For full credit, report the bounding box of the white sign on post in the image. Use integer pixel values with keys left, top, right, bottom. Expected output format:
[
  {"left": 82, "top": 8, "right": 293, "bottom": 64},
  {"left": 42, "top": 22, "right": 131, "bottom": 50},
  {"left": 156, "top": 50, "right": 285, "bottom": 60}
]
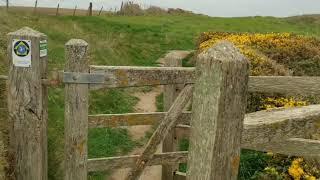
[
  {"left": 40, "top": 40, "right": 47, "bottom": 57},
  {"left": 12, "top": 39, "right": 32, "bottom": 67}
]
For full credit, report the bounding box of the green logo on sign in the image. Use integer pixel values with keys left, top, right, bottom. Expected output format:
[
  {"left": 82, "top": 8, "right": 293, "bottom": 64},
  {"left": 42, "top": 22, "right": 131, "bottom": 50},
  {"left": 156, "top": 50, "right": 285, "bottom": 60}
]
[{"left": 14, "top": 41, "right": 30, "bottom": 57}]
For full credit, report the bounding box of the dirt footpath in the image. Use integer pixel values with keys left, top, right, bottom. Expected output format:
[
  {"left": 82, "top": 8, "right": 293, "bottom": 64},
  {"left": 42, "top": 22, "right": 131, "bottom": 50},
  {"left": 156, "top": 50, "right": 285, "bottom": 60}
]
[{"left": 108, "top": 87, "right": 163, "bottom": 180}]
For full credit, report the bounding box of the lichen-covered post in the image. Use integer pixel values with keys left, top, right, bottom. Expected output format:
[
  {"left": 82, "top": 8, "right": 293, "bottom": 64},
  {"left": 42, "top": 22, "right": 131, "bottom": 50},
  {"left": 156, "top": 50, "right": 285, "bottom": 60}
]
[
  {"left": 162, "top": 52, "right": 182, "bottom": 180},
  {"left": 187, "top": 41, "right": 249, "bottom": 180},
  {"left": 64, "top": 39, "right": 89, "bottom": 180},
  {"left": 7, "top": 27, "right": 48, "bottom": 180}
]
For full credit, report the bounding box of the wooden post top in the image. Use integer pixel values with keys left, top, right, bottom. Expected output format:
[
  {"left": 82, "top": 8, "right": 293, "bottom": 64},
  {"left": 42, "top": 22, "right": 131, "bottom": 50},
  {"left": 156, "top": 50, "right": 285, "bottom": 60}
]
[
  {"left": 8, "top": 27, "right": 46, "bottom": 38},
  {"left": 65, "top": 39, "right": 88, "bottom": 47},
  {"left": 198, "top": 41, "right": 248, "bottom": 64}
]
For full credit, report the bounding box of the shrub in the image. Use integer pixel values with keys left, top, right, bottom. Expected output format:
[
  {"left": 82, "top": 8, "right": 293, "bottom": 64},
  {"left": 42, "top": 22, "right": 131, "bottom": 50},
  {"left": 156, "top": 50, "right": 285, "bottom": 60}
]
[
  {"left": 118, "top": 1, "right": 144, "bottom": 16},
  {"left": 197, "top": 32, "right": 320, "bottom": 179}
]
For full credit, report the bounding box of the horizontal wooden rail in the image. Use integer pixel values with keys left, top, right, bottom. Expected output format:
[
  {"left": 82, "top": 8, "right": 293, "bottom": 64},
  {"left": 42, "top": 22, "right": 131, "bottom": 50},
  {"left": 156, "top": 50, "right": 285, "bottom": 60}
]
[
  {"left": 90, "top": 66, "right": 320, "bottom": 94},
  {"left": 89, "top": 66, "right": 195, "bottom": 89},
  {"left": 89, "top": 105, "right": 320, "bottom": 158},
  {"left": 87, "top": 138, "right": 320, "bottom": 172},
  {"left": 88, "top": 151, "right": 188, "bottom": 172},
  {"left": 88, "top": 112, "right": 190, "bottom": 128},
  {"left": 249, "top": 76, "right": 320, "bottom": 95},
  {"left": 2, "top": 68, "right": 320, "bottom": 94},
  {"left": 248, "top": 138, "right": 320, "bottom": 157}
]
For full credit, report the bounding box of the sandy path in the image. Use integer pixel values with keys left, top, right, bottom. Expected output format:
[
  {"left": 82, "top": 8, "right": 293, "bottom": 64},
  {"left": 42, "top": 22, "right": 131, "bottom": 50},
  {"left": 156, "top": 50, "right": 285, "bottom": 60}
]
[{"left": 108, "top": 87, "right": 163, "bottom": 180}]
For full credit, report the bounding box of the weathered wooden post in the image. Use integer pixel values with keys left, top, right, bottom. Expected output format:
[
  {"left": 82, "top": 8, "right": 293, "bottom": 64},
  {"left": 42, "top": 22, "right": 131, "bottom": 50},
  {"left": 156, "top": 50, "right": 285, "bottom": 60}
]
[
  {"left": 98, "top": 6, "right": 103, "bottom": 16},
  {"left": 187, "top": 41, "right": 249, "bottom": 180},
  {"left": 33, "top": 0, "right": 38, "bottom": 14},
  {"left": 73, "top": 5, "right": 77, "bottom": 16},
  {"left": 0, "top": 75, "right": 8, "bottom": 180},
  {"left": 64, "top": 39, "right": 89, "bottom": 180},
  {"left": 88, "top": 2, "right": 93, "bottom": 16},
  {"left": 162, "top": 52, "right": 182, "bottom": 180},
  {"left": 7, "top": 27, "right": 48, "bottom": 180},
  {"left": 56, "top": 3, "right": 60, "bottom": 16}
]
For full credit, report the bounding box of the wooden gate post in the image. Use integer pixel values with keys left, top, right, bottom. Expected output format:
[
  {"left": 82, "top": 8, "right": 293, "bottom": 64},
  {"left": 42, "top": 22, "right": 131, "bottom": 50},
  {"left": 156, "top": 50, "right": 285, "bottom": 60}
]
[
  {"left": 64, "top": 39, "right": 89, "bottom": 180},
  {"left": 187, "top": 41, "right": 249, "bottom": 180},
  {"left": 7, "top": 27, "right": 48, "bottom": 180},
  {"left": 162, "top": 52, "right": 182, "bottom": 180}
]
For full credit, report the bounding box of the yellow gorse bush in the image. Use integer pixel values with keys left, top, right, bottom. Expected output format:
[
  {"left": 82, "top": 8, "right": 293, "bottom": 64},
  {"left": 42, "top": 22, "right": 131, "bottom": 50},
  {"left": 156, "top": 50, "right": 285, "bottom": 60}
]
[
  {"left": 198, "top": 32, "right": 310, "bottom": 110},
  {"left": 289, "top": 158, "right": 305, "bottom": 180},
  {"left": 199, "top": 32, "right": 291, "bottom": 51},
  {"left": 198, "top": 32, "right": 319, "bottom": 179},
  {"left": 198, "top": 32, "right": 320, "bottom": 76},
  {"left": 288, "top": 158, "right": 317, "bottom": 180},
  {"left": 261, "top": 97, "right": 307, "bottom": 110}
]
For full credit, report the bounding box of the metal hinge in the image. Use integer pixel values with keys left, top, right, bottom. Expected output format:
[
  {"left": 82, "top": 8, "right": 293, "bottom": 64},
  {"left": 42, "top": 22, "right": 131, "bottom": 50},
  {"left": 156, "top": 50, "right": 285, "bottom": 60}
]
[{"left": 63, "top": 72, "right": 105, "bottom": 84}]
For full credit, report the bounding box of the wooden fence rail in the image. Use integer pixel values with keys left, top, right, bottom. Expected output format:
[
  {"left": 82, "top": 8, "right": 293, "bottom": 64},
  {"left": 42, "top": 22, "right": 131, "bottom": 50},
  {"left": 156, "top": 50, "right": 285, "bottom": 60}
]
[
  {"left": 88, "top": 105, "right": 320, "bottom": 157},
  {"left": 2, "top": 69, "right": 320, "bottom": 95},
  {"left": 4, "top": 28, "right": 320, "bottom": 180}
]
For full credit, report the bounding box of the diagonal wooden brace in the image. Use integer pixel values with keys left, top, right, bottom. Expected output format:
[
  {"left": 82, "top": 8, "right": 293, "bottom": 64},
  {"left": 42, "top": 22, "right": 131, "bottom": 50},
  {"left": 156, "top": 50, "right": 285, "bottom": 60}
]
[{"left": 125, "top": 84, "right": 193, "bottom": 180}]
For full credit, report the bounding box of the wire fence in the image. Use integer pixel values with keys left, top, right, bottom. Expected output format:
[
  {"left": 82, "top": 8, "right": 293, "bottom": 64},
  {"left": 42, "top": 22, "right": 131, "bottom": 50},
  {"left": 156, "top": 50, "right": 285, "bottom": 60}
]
[{"left": 0, "top": 0, "right": 185, "bottom": 16}]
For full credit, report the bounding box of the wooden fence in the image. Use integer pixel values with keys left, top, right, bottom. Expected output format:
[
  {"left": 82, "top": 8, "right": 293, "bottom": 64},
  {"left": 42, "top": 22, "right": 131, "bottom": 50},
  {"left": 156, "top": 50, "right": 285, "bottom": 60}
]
[{"left": 3, "top": 27, "right": 320, "bottom": 180}]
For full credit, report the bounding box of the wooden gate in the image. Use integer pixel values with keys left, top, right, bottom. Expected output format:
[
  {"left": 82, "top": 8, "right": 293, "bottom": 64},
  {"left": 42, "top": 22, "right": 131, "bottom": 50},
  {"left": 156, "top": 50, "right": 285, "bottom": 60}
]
[{"left": 4, "top": 27, "right": 320, "bottom": 180}]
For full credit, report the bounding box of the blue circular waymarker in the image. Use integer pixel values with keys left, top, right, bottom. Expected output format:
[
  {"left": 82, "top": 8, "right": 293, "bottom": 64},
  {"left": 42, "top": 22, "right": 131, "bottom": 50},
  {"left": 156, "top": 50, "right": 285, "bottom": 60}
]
[{"left": 14, "top": 41, "right": 30, "bottom": 57}]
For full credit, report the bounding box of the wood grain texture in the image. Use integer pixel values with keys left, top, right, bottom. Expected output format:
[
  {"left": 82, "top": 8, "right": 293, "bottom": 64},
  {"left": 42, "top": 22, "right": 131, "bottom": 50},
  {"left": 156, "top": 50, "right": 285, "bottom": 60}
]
[
  {"left": 249, "top": 76, "right": 320, "bottom": 95},
  {"left": 64, "top": 39, "right": 89, "bottom": 180},
  {"left": 175, "top": 105, "right": 320, "bottom": 158},
  {"left": 187, "top": 41, "right": 249, "bottom": 180},
  {"left": 162, "top": 52, "right": 182, "bottom": 180},
  {"left": 88, "top": 104, "right": 320, "bottom": 151},
  {"left": 86, "top": 138, "right": 320, "bottom": 172},
  {"left": 88, "top": 112, "right": 169, "bottom": 128},
  {"left": 8, "top": 66, "right": 319, "bottom": 95},
  {"left": 243, "top": 105, "right": 320, "bottom": 147},
  {"left": 89, "top": 66, "right": 195, "bottom": 89},
  {"left": 0, "top": 79, "right": 8, "bottom": 180},
  {"left": 88, "top": 151, "right": 188, "bottom": 172},
  {"left": 251, "top": 138, "right": 320, "bottom": 157},
  {"left": 7, "top": 27, "right": 48, "bottom": 180},
  {"left": 125, "top": 85, "right": 193, "bottom": 180},
  {"left": 89, "top": 66, "right": 320, "bottom": 95}
]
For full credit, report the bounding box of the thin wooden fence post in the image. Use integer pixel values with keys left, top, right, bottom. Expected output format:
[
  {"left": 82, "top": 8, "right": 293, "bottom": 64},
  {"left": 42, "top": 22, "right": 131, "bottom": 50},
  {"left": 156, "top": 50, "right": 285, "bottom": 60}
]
[
  {"left": 98, "top": 6, "right": 103, "bottom": 16},
  {"left": 64, "top": 39, "right": 89, "bottom": 180},
  {"left": 162, "top": 52, "right": 182, "bottom": 180},
  {"left": 7, "top": 27, "right": 48, "bottom": 180},
  {"left": 56, "top": 3, "right": 60, "bottom": 16},
  {"left": 6, "top": 0, "right": 9, "bottom": 11},
  {"left": 187, "top": 41, "right": 249, "bottom": 180},
  {"left": 73, "top": 5, "right": 77, "bottom": 16},
  {"left": 33, "top": 0, "right": 38, "bottom": 14},
  {"left": 88, "top": 2, "right": 93, "bottom": 16}
]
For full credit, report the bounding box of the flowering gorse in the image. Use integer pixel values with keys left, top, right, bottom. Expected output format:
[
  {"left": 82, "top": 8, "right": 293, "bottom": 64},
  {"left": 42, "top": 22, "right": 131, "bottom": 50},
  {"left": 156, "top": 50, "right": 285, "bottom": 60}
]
[{"left": 197, "top": 32, "right": 319, "bottom": 179}]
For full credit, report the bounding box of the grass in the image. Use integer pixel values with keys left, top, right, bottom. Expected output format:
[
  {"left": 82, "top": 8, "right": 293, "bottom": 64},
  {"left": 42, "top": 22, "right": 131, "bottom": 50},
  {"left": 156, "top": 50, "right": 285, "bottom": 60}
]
[{"left": 1, "top": 9, "right": 320, "bottom": 179}]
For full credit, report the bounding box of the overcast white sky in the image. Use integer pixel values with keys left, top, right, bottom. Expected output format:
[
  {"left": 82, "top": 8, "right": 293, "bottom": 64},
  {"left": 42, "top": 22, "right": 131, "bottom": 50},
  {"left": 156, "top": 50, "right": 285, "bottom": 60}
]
[{"left": 5, "top": 0, "right": 320, "bottom": 17}]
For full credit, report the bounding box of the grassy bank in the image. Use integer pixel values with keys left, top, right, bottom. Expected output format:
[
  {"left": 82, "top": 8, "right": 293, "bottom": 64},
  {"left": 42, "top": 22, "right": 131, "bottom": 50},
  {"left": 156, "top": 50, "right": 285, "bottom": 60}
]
[{"left": 1, "top": 9, "right": 320, "bottom": 179}]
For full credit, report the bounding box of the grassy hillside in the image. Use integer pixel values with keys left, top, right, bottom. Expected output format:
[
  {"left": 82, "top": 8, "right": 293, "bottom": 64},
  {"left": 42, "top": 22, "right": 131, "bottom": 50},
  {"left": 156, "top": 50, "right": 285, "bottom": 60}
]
[{"left": 1, "top": 9, "right": 320, "bottom": 180}]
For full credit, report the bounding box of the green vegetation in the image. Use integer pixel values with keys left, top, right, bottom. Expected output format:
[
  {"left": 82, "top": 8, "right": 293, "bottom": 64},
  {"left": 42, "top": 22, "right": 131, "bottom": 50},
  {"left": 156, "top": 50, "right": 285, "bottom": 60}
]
[{"left": 1, "top": 9, "right": 320, "bottom": 179}]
